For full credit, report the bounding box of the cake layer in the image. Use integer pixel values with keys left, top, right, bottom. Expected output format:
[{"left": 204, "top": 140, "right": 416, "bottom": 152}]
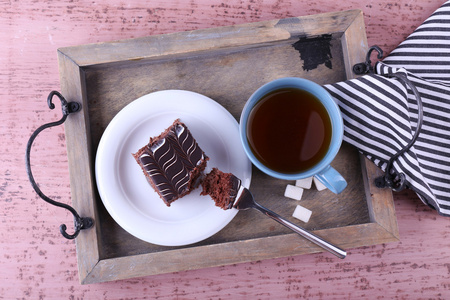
[
  {"left": 133, "top": 119, "right": 208, "bottom": 206},
  {"left": 201, "top": 168, "right": 239, "bottom": 210}
]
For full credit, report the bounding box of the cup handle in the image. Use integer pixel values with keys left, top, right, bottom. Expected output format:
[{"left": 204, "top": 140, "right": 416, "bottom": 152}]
[{"left": 315, "top": 165, "right": 347, "bottom": 194}]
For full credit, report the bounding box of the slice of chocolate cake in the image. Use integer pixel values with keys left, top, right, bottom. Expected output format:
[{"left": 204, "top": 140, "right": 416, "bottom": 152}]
[
  {"left": 201, "top": 168, "right": 240, "bottom": 210},
  {"left": 133, "top": 119, "right": 209, "bottom": 206}
]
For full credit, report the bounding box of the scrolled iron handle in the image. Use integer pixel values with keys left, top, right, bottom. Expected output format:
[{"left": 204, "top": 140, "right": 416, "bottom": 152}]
[
  {"left": 25, "top": 91, "right": 94, "bottom": 239},
  {"left": 353, "top": 46, "right": 423, "bottom": 192}
]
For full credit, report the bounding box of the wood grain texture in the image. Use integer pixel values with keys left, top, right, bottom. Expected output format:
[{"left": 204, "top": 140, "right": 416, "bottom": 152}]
[
  {"left": 58, "top": 10, "right": 400, "bottom": 284},
  {"left": 2, "top": 0, "right": 449, "bottom": 298}
]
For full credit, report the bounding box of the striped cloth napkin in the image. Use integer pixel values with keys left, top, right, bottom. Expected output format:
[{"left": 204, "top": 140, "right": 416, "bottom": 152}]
[{"left": 324, "top": 1, "right": 450, "bottom": 216}]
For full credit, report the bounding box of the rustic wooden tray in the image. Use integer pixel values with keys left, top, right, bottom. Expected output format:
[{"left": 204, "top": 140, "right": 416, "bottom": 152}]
[{"left": 58, "top": 9, "right": 399, "bottom": 284}]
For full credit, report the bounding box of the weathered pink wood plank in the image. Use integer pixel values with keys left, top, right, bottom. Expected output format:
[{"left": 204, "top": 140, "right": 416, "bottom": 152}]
[{"left": 1, "top": 0, "right": 448, "bottom": 298}]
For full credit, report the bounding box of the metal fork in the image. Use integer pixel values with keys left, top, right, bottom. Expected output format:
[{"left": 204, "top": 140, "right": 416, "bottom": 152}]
[{"left": 232, "top": 176, "right": 347, "bottom": 259}]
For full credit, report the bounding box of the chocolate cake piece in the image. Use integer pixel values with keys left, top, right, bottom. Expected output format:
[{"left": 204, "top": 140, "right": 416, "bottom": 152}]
[
  {"left": 201, "top": 168, "right": 240, "bottom": 210},
  {"left": 133, "top": 119, "right": 208, "bottom": 206}
]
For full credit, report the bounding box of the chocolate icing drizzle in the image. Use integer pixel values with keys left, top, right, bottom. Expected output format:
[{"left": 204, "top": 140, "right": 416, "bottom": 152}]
[{"left": 136, "top": 120, "right": 206, "bottom": 205}]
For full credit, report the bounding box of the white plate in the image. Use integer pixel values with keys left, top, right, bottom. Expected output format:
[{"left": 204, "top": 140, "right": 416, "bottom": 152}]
[{"left": 95, "top": 90, "right": 252, "bottom": 246}]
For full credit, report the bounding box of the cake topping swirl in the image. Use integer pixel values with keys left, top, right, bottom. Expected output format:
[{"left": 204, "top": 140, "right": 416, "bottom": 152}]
[{"left": 133, "top": 119, "right": 208, "bottom": 206}]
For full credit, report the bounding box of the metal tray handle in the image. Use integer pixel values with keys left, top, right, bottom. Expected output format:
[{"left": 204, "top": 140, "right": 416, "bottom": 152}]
[
  {"left": 353, "top": 46, "right": 424, "bottom": 192},
  {"left": 25, "top": 91, "right": 94, "bottom": 239}
]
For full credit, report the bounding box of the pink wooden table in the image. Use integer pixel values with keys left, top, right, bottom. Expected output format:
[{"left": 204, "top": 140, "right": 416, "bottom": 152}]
[{"left": 2, "top": 0, "right": 449, "bottom": 298}]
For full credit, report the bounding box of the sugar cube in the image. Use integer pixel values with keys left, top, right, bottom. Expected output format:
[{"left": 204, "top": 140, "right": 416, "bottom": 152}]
[
  {"left": 284, "top": 184, "right": 304, "bottom": 201},
  {"left": 295, "top": 177, "right": 313, "bottom": 189},
  {"left": 313, "top": 177, "right": 327, "bottom": 191},
  {"left": 292, "top": 205, "right": 312, "bottom": 223}
]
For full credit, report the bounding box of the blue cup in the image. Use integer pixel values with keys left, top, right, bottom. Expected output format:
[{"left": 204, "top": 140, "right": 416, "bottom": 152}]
[{"left": 239, "top": 77, "right": 347, "bottom": 194}]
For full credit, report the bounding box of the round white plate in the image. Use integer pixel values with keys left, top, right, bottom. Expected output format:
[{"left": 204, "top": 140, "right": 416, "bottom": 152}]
[{"left": 95, "top": 90, "right": 251, "bottom": 246}]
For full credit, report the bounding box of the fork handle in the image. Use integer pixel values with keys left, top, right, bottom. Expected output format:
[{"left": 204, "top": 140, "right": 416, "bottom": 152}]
[{"left": 252, "top": 202, "right": 347, "bottom": 259}]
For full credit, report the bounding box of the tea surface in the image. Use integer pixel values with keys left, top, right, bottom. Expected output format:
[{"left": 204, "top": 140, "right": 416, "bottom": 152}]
[{"left": 247, "top": 88, "right": 332, "bottom": 173}]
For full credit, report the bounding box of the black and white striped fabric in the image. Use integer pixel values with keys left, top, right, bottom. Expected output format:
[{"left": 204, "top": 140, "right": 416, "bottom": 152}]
[{"left": 324, "top": 1, "right": 450, "bottom": 216}]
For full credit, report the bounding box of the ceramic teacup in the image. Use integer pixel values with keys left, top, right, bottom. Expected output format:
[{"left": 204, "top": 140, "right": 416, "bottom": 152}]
[{"left": 239, "top": 77, "right": 347, "bottom": 194}]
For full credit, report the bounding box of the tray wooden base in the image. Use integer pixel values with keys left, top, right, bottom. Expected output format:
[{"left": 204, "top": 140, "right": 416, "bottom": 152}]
[{"left": 58, "top": 9, "right": 398, "bottom": 284}]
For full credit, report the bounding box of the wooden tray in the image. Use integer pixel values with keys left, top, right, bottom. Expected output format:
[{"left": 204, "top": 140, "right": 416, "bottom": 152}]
[{"left": 58, "top": 9, "right": 399, "bottom": 284}]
